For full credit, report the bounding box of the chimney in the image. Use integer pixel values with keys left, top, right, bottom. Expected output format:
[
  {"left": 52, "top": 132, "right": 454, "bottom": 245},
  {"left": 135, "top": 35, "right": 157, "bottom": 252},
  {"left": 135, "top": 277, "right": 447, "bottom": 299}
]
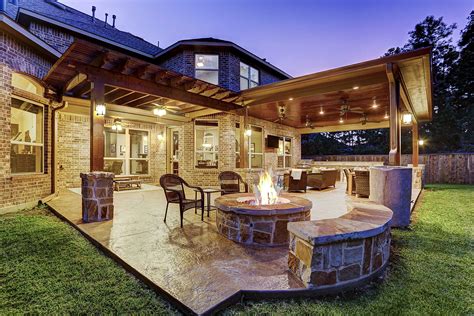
[
  {"left": 157, "top": 41, "right": 160, "bottom": 48},
  {"left": 104, "top": 13, "right": 108, "bottom": 27},
  {"left": 91, "top": 6, "right": 96, "bottom": 22},
  {"left": 112, "top": 15, "right": 116, "bottom": 28}
]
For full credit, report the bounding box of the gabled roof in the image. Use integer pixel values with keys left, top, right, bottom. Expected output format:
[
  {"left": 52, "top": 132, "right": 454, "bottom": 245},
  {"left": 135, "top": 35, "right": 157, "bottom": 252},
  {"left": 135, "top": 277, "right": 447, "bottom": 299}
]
[
  {"left": 6, "top": 0, "right": 161, "bottom": 57},
  {"left": 155, "top": 37, "right": 292, "bottom": 79}
]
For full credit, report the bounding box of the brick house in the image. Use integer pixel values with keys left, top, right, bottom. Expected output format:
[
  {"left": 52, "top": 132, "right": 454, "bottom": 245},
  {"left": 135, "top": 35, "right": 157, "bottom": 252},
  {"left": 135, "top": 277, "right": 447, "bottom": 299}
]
[{"left": 0, "top": 0, "right": 432, "bottom": 213}]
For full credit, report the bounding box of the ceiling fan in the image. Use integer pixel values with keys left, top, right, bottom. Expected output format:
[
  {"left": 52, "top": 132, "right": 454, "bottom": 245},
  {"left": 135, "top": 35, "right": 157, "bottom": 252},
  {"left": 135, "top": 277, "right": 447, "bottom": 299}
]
[
  {"left": 272, "top": 104, "right": 289, "bottom": 122},
  {"left": 304, "top": 114, "right": 315, "bottom": 129},
  {"left": 151, "top": 102, "right": 181, "bottom": 117},
  {"left": 339, "top": 99, "right": 364, "bottom": 116}
]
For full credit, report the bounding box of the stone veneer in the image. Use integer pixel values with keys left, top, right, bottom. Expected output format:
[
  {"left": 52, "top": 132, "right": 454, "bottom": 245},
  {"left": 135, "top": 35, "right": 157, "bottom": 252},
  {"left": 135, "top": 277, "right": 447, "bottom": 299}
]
[
  {"left": 287, "top": 203, "right": 392, "bottom": 289},
  {"left": 215, "top": 193, "right": 311, "bottom": 246},
  {"left": 80, "top": 172, "right": 114, "bottom": 222}
]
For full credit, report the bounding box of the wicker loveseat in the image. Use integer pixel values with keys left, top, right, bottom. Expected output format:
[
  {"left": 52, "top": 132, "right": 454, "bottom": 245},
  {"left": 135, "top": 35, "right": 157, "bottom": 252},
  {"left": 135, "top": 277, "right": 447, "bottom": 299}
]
[{"left": 307, "top": 169, "right": 338, "bottom": 190}]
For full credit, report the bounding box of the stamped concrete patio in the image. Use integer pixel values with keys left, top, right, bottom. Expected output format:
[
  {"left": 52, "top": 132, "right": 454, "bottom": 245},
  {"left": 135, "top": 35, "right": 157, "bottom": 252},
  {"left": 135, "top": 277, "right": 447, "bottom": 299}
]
[{"left": 46, "top": 182, "right": 381, "bottom": 315}]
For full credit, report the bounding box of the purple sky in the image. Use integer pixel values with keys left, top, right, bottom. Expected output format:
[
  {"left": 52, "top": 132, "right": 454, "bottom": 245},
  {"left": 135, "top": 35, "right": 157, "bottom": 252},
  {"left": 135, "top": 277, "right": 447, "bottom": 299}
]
[{"left": 62, "top": 0, "right": 472, "bottom": 77}]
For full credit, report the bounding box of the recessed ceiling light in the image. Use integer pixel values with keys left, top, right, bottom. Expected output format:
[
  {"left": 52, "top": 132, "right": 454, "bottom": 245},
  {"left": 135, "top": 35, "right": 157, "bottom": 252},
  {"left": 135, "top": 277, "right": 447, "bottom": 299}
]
[
  {"left": 353, "top": 86, "right": 359, "bottom": 90},
  {"left": 289, "top": 97, "right": 293, "bottom": 101},
  {"left": 339, "top": 117, "right": 344, "bottom": 123},
  {"left": 319, "top": 106, "right": 324, "bottom": 115}
]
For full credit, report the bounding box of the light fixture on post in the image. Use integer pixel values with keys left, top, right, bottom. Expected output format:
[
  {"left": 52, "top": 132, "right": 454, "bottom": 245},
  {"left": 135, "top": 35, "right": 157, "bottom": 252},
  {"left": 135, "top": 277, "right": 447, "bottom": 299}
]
[
  {"left": 95, "top": 103, "right": 106, "bottom": 116},
  {"left": 402, "top": 113, "right": 413, "bottom": 125},
  {"left": 111, "top": 118, "right": 123, "bottom": 131}
]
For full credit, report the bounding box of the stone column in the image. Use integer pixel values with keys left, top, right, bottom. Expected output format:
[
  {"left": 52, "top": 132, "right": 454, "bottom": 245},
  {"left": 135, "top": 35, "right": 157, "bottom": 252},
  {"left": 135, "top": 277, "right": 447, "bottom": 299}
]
[
  {"left": 80, "top": 172, "right": 114, "bottom": 222},
  {"left": 369, "top": 166, "right": 412, "bottom": 227}
]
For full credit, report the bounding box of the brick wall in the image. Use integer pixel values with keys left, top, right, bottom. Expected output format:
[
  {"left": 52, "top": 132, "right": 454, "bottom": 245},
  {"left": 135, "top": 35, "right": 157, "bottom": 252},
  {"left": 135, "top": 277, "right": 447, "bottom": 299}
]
[
  {"left": 28, "top": 21, "right": 74, "bottom": 54},
  {"left": 175, "top": 112, "right": 301, "bottom": 187},
  {"left": 0, "top": 31, "right": 54, "bottom": 211},
  {"left": 56, "top": 113, "right": 167, "bottom": 190},
  {"left": 159, "top": 48, "right": 285, "bottom": 92}
]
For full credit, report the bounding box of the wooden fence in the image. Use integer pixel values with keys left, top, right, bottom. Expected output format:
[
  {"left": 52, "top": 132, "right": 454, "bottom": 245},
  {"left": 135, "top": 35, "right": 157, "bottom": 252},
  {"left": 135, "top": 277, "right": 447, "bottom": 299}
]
[{"left": 302, "top": 153, "right": 474, "bottom": 184}]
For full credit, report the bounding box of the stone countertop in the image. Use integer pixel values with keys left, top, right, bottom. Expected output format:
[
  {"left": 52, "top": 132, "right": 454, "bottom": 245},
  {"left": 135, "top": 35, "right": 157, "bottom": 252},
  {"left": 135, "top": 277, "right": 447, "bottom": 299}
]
[
  {"left": 214, "top": 193, "right": 312, "bottom": 216},
  {"left": 287, "top": 202, "right": 392, "bottom": 246}
]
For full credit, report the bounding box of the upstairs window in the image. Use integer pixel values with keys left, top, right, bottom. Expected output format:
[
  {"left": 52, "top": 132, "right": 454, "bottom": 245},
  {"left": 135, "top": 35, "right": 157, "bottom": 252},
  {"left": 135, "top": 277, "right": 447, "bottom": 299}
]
[
  {"left": 195, "top": 54, "right": 219, "bottom": 85},
  {"left": 10, "top": 98, "right": 44, "bottom": 174},
  {"left": 240, "top": 62, "right": 259, "bottom": 90}
]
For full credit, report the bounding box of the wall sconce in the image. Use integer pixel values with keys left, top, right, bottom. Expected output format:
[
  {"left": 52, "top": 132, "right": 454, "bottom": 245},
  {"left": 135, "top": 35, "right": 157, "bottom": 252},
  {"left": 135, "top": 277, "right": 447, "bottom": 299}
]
[
  {"left": 157, "top": 132, "right": 165, "bottom": 141},
  {"left": 111, "top": 118, "right": 123, "bottom": 131},
  {"left": 418, "top": 139, "right": 425, "bottom": 146},
  {"left": 402, "top": 113, "right": 412, "bottom": 125},
  {"left": 244, "top": 126, "right": 252, "bottom": 137},
  {"left": 95, "top": 103, "right": 106, "bottom": 116}
]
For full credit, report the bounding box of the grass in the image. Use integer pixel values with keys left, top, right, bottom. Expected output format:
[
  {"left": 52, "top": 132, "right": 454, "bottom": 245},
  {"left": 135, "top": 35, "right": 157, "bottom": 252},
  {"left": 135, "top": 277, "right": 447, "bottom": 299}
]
[
  {"left": 0, "top": 184, "right": 472, "bottom": 315},
  {"left": 0, "top": 206, "right": 177, "bottom": 315}
]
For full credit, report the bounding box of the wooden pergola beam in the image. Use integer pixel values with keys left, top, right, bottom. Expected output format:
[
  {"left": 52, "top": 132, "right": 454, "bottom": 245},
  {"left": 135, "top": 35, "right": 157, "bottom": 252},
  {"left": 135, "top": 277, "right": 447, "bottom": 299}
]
[{"left": 73, "top": 62, "right": 241, "bottom": 112}]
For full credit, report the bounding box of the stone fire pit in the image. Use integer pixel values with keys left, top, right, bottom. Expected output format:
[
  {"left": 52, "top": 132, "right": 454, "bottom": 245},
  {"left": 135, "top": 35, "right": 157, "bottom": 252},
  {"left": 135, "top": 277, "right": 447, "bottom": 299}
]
[{"left": 214, "top": 193, "right": 312, "bottom": 246}]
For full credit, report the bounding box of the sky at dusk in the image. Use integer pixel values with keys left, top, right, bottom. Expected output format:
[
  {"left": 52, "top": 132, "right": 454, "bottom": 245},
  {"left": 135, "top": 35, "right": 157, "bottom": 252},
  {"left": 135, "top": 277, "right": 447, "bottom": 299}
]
[{"left": 61, "top": 0, "right": 473, "bottom": 77}]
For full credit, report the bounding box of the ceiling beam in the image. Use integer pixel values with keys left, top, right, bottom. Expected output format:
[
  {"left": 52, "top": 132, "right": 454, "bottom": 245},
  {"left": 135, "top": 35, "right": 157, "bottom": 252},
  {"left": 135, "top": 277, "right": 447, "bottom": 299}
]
[{"left": 298, "top": 121, "right": 389, "bottom": 134}]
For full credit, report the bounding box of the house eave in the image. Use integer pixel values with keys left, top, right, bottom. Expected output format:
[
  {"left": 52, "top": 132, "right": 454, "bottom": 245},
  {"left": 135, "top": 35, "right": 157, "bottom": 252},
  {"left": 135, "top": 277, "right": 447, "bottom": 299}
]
[{"left": 0, "top": 13, "right": 61, "bottom": 59}]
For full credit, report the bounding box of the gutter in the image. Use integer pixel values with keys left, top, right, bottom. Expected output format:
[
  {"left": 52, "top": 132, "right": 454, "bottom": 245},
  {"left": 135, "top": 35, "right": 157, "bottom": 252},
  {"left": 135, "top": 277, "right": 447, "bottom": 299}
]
[{"left": 51, "top": 100, "right": 68, "bottom": 194}]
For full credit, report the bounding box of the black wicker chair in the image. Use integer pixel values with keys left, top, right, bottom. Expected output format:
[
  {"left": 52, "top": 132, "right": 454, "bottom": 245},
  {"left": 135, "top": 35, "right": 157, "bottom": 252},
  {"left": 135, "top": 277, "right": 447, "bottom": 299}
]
[
  {"left": 218, "top": 171, "right": 249, "bottom": 195},
  {"left": 159, "top": 174, "right": 204, "bottom": 227}
]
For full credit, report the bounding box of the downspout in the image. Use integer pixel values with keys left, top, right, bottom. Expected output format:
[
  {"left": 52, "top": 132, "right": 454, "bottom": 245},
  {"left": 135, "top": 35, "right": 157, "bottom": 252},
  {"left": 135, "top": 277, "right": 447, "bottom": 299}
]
[{"left": 51, "top": 100, "right": 68, "bottom": 195}]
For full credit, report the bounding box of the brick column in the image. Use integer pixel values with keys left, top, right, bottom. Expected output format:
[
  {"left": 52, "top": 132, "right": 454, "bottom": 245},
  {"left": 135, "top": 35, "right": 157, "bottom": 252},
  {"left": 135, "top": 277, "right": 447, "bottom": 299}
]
[{"left": 80, "top": 172, "right": 114, "bottom": 222}]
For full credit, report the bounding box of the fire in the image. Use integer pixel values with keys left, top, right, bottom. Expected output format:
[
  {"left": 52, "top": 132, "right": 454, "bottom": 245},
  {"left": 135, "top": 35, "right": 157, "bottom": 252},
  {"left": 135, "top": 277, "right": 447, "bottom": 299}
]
[{"left": 255, "top": 170, "right": 279, "bottom": 205}]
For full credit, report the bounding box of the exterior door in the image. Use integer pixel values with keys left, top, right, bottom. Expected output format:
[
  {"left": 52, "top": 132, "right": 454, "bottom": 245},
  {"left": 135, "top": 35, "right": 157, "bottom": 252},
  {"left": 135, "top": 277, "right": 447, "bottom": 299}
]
[{"left": 167, "top": 127, "right": 180, "bottom": 175}]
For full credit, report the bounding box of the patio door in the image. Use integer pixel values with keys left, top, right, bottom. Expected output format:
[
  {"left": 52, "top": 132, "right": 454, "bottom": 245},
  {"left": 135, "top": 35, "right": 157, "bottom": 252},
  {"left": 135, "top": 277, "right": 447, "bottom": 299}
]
[{"left": 167, "top": 127, "right": 180, "bottom": 175}]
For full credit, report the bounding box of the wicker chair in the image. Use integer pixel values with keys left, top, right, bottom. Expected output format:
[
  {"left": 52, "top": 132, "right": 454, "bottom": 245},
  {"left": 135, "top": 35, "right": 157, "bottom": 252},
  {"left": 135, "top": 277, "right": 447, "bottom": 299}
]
[
  {"left": 159, "top": 174, "right": 204, "bottom": 227},
  {"left": 218, "top": 171, "right": 249, "bottom": 195},
  {"left": 307, "top": 169, "right": 338, "bottom": 190},
  {"left": 284, "top": 171, "right": 308, "bottom": 192},
  {"left": 354, "top": 170, "right": 370, "bottom": 197}
]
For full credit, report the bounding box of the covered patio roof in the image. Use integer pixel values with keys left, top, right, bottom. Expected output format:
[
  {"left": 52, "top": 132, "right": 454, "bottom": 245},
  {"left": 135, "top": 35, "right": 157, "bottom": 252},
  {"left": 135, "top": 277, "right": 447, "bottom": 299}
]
[{"left": 240, "top": 47, "right": 432, "bottom": 133}]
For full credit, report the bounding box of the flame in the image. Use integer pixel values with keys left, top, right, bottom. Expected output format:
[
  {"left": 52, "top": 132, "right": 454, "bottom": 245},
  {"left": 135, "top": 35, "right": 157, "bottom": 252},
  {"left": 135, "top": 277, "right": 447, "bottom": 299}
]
[{"left": 256, "top": 170, "right": 278, "bottom": 205}]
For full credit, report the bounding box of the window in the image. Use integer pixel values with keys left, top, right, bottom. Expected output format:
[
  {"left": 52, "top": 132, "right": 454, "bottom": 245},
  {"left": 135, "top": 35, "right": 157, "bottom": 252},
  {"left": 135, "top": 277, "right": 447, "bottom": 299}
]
[
  {"left": 195, "top": 54, "right": 219, "bottom": 85},
  {"left": 10, "top": 98, "right": 44, "bottom": 174},
  {"left": 277, "top": 137, "right": 292, "bottom": 168},
  {"left": 240, "top": 62, "right": 259, "bottom": 90},
  {"left": 104, "top": 128, "right": 149, "bottom": 175},
  {"left": 195, "top": 120, "right": 219, "bottom": 168},
  {"left": 249, "top": 125, "right": 263, "bottom": 168}
]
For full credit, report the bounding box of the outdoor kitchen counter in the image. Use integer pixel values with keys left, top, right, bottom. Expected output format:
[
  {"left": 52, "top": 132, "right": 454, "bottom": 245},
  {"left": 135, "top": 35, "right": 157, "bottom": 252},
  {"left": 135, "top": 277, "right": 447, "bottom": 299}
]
[{"left": 287, "top": 202, "right": 393, "bottom": 290}]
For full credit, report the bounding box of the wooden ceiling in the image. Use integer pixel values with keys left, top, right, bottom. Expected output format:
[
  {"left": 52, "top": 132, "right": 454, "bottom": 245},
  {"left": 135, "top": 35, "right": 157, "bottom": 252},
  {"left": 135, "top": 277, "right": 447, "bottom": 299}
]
[{"left": 44, "top": 39, "right": 242, "bottom": 118}]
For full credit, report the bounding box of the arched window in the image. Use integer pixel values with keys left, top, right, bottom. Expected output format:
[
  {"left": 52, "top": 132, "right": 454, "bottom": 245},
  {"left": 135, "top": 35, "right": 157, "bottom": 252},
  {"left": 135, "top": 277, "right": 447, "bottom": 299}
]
[{"left": 11, "top": 73, "right": 45, "bottom": 95}]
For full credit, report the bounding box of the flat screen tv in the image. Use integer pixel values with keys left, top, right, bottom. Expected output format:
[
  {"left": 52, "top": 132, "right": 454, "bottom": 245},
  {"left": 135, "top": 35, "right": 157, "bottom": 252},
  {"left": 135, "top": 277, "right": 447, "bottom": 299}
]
[{"left": 266, "top": 135, "right": 280, "bottom": 148}]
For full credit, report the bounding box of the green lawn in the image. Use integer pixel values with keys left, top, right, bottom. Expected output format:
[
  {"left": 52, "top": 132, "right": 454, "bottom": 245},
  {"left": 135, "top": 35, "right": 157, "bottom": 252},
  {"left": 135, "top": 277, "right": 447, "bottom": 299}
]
[{"left": 0, "top": 184, "right": 472, "bottom": 315}]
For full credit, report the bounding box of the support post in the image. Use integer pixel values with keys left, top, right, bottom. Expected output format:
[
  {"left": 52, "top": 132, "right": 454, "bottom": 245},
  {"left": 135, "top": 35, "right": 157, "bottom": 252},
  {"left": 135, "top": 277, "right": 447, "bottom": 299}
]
[
  {"left": 90, "top": 80, "right": 105, "bottom": 171},
  {"left": 387, "top": 64, "right": 401, "bottom": 166},
  {"left": 412, "top": 120, "right": 419, "bottom": 167}
]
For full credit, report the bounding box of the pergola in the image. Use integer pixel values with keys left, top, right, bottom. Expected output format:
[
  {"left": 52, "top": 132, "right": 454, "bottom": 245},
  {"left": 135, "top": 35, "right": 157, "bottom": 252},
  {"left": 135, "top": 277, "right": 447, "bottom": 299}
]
[{"left": 44, "top": 38, "right": 432, "bottom": 173}]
